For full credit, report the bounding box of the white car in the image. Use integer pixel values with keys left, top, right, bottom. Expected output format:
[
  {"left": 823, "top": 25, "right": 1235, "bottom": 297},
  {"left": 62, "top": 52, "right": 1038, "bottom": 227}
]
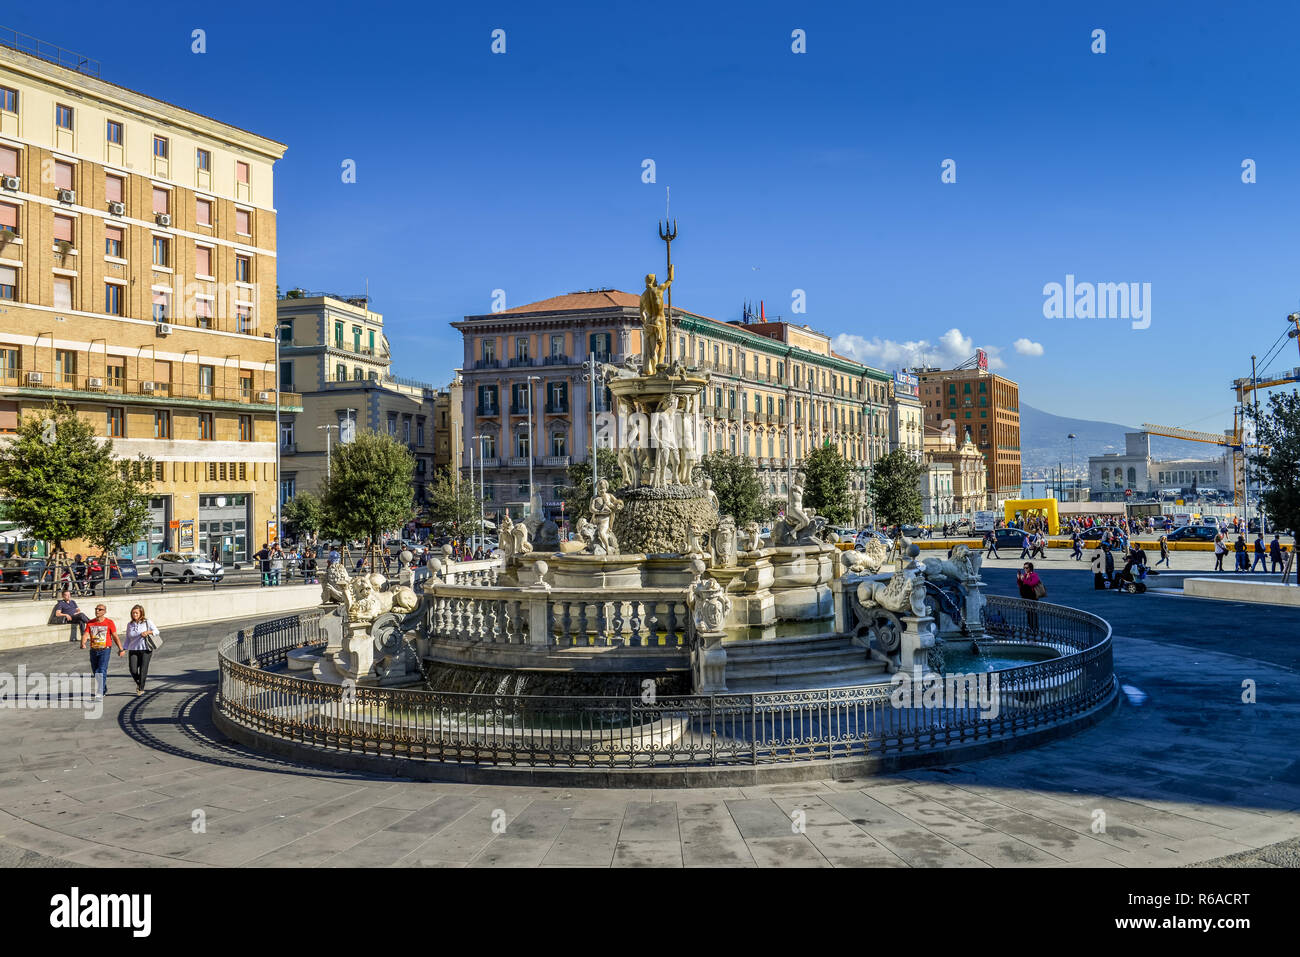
[{"left": 149, "top": 552, "right": 224, "bottom": 583}]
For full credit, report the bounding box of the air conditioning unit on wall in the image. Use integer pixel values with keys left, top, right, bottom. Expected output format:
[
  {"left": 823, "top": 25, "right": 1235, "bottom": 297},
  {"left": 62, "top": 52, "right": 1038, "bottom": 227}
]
[
  {"left": 56, "top": 188, "right": 75, "bottom": 204},
  {"left": 107, "top": 201, "right": 125, "bottom": 216}
]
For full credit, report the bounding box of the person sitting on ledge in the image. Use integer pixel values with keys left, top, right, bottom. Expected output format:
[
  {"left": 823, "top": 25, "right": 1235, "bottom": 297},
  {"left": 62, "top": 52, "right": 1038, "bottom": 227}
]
[{"left": 52, "top": 587, "right": 91, "bottom": 632}]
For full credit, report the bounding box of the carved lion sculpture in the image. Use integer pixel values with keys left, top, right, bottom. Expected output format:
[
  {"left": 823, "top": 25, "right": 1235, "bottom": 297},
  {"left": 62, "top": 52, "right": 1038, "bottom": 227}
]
[
  {"left": 840, "top": 537, "right": 888, "bottom": 575},
  {"left": 921, "top": 542, "right": 982, "bottom": 583},
  {"left": 854, "top": 564, "right": 928, "bottom": 618}
]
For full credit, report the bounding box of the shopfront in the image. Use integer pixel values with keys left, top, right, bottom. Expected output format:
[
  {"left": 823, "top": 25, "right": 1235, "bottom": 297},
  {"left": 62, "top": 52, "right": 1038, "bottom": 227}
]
[
  {"left": 117, "top": 496, "right": 171, "bottom": 561},
  {"left": 198, "top": 493, "right": 251, "bottom": 564}
]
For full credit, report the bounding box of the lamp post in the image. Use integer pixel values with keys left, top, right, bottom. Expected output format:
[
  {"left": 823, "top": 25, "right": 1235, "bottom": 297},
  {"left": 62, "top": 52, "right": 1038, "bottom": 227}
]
[
  {"left": 526, "top": 375, "right": 540, "bottom": 519},
  {"left": 473, "top": 433, "right": 488, "bottom": 550},
  {"left": 581, "top": 353, "right": 606, "bottom": 500},
  {"left": 317, "top": 424, "right": 339, "bottom": 483},
  {"left": 1067, "top": 432, "right": 1077, "bottom": 501}
]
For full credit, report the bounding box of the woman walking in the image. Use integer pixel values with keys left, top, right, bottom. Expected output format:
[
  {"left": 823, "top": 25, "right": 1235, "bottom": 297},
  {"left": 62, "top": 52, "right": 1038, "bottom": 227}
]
[
  {"left": 79, "top": 603, "right": 123, "bottom": 699},
  {"left": 1017, "top": 562, "right": 1045, "bottom": 634},
  {"left": 1155, "top": 535, "right": 1170, "bottom": 568},
  {"left": 120, "top": 604, "right": 160, "bottom": 696}
]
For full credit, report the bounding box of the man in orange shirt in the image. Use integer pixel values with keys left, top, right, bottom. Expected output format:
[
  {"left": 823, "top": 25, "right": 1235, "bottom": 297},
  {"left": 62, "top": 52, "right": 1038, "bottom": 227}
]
[{"left": 80, "top": 603, "right": 123, "bottom": 699}]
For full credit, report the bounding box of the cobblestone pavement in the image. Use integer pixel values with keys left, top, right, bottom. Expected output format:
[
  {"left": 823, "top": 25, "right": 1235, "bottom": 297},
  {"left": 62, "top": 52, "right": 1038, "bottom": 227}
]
[{"left": 1, "top": 570, "right": 1298, "bottom": 868}]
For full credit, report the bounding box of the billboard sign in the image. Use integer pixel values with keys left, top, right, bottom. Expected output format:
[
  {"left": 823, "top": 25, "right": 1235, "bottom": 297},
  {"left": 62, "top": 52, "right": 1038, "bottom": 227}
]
[
  {"left": 893, "top": 372, "right": 919, "bottom": 397},
  {"left": 976, "top": 348, "right": 988, "bottom": 371}
]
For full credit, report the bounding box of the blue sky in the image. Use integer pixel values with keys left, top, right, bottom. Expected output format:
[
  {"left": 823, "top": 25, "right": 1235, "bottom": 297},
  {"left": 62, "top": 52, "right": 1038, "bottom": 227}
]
[{"left": 14, "top": 1, "right": 1300, "bottom": 431}]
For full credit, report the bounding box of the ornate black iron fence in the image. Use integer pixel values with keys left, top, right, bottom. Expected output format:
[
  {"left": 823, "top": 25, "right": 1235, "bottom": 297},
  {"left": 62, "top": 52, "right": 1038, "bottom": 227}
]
[{"left": 215, "top": 596, "right": 1114, "bottom": 770}]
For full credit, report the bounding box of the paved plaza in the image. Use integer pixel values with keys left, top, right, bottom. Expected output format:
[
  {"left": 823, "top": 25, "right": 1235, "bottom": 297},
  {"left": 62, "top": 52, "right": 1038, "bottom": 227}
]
[{"left": 2, "top": 565, "right": 1299, "bottom": 867}]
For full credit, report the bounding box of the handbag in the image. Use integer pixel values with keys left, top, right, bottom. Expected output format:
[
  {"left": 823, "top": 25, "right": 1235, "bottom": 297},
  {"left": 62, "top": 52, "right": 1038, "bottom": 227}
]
[
  {"left": 1031, "top": 581, "right": 1047, "bottom": 599},
  {"left": 143, "top": 620, "right": 163, "bottom": 653}
]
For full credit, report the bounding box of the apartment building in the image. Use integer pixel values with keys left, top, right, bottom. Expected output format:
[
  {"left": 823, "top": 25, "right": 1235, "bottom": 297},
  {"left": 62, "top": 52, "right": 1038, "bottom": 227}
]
[
  {"left": 454, "top": 290, "right": 893, "bottom": 524},
  {"left": 915, "top": 364, "right": 1021, "bottom": 505},
  {"left": 924, "top": 424, "right": 988, "bottom": 516},
  {"left": 0, "top": 39, "right": 290, "bottom": 562},
  {"left": 889, "top": 371, "right": 924, "bottom": 462},
  {"left": 277, "top": 293, "right": 455, "bottom": 506}
]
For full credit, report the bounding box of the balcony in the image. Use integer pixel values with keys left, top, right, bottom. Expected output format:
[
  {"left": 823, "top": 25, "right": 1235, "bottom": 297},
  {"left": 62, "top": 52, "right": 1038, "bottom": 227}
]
[
  {"left": 281, "top": 442, "right": 298, "bottom": 454},
  {"left": 544, "top": 404, "right": 570, "bottom": 415},
  {"left": 542, "top": 455, "right": 571, "bottom": 467},
  {"left": 508, "top": 357, "right": 533, "bottom": 368},
  {"left": 476, "top": 405, "right": 501, "bottom": 417},
  {"left": 509, "top": 404, "right": 530, "bottom": 416},
  {"left": 508, "top": 456, "right": 532, "bottom": 468},
  {"left": 474, "top": 358, "right": 501, "bottom": 370},
  {"left": 0, "top": 371, "right": 301, "bottom": 412},
  {"left": 541, "top": 354, "right": 569, "bottom": 366},
  {"left": 478, "top": 457, "right": 500, "bottom": 468}
]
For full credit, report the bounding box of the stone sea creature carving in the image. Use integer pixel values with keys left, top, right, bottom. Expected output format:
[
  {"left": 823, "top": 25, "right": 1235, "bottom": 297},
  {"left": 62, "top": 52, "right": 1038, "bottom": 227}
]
[
  {"left": 921, "top": 542, "right": 982, "bottom": 583},
  {"left": 741, "top": 521, "right": 764, "bottom": 552},
  {"left": 840, "top": 536, "right": 888, "bottom": 575},
  {"left": 854, "top": 563, "right": 928, "bottom": 619}
]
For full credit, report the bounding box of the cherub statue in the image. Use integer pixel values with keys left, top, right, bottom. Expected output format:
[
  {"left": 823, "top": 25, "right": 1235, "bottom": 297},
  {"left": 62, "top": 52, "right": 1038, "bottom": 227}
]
[{"left": 590, "top": 479, "right": 624, "bottom": 554}]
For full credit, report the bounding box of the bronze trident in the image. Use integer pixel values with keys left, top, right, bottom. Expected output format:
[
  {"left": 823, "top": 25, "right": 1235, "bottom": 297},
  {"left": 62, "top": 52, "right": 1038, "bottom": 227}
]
[{"left": 659, "top": 218, "right": 677, "bottom": 364}]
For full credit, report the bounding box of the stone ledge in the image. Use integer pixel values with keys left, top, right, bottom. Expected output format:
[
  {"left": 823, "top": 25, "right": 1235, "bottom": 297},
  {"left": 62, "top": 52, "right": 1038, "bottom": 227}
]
[{"left": 1183, "top": 578, "right": 1300, "bottom": 606}]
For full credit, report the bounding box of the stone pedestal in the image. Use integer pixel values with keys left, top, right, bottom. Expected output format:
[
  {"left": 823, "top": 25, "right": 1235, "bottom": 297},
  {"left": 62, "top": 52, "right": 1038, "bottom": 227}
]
[
  {"left": 545, "top": 553, "right": 646, "bottom": 589},
  {"left": 768, "top": 544, "right": 835, "bottom": 620},
  {"left": 334, "top": 621, "right": 374, "bottom": 680},
  {"left": 710, "top": 553, "right": 777, "bottom": 628},
  {"left": 692, "top": 631, "right": 728, "bottom": 694},
  {"left": 898, "top": 613, "right": 937, "bottom": 674},
  {"left": 613, "top": 484, "right": 717, "bottom": 555}
]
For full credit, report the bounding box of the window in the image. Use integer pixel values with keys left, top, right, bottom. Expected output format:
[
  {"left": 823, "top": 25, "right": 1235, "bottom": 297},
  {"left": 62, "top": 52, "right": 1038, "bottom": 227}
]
[
  {"left": 402, "top": 418, "right": 411, "bottom": 443},
  {"left": 236, "top": 305, "right": 252, "bottom": 334},
  {"left": 238, "top": 415, "right": 253, "bottom": 441},
  {"left": 105, "top": 174, "right": 124, "bottom": 204},
  {"left": 55, "top": 104, "right": 73, "bottom": 130},
  {"left": 235, "top": 208, "right": 250, "bottom": 234},
  {"left": 551, "top": 431, "right": 567, "bottom": 457},
  {"left": 195, "top": 298, "right": 213, "bottom": 328},
  {"left": 387, "top": 413, "right": 397, "bottom": 436},
  {"left": 0, "top": 146, "right": 18, "bottom": 178},
  {"left": 107, "top": 407, "right": 124, "bottom": 437},
  {"left": 196, "top": 148, "right": 211, "bottom": 171},
  {"left": 0, "top": 201, "right": 16, "bottom": 236},
  {"left": 335, "top": 362, "right": 346, "bottom": 381},
  {"left": 152, "top": 289, "right": 171, "bottom": 321},
  {"left": 0, "top": 87, "right": 16, "bottom": 113},
  {"left": 106, "top": 120, "right": 122, "bottom": 144},
  {"left": 153, "top": 135, "right": 168, "bottom": 158},
  {"left": 195, "top": 245, "right": 212, "bottom": 277},
  {"left": 55, "top": 161, "right": 74, "bottom": 190},
  {"left": 53, "top": 276, "right": 72, "bottom": 310},
  {"left": 278, "top": 320, "right": 292, "bottom": 344},
  {"left": 1, "top": 345, "right": 22, "bottom": 379},
  {"left": 104, "top": 282, "right": 123, "bottom": 314},
  {"left": 236, "top": 161, "right": 250, "bottom": 184},
  {"left": 53, "top": 214, "right": 74, "bottom": 244},
  {"left": 281, "top": 420, "right": 295, "bottom": 448},
  {"left": 416, "top": 420, "right": 425, "bottom": 445},
  {"left": 368, "top": 329, "right": 375, "bottom": 354},
  {"left": 152, "top": 236, "right": 170, "bottom": 267},
  {"left": 195, "top": 197, "right": 212, "bottom": 226},
  {"left": 106, "top": 362, "right": 124, "bottom": 390},
  {"left": 152, "top": 187, "right": 169, "bottom": 215},
  {"left": 515, "top": 336, "right": 529, "bottom": 361},
  {"left": 482, "top": 339, "right": 495, "bottom": 362},
  {"left": 199, "top": 365, "right": 214, "bottom": 395},
  {"left": 334, "top": 321, "right": 344, "bottom": 347},
  {"left": 353, "top": 366, "right": 364, "bottom": 381},
  {"left": 239, "top": 373, "right": 253, "bottom": 400},
  {"left": 550, "top": 334, "right": 564, "bottom": 357},
  {"left": 517, "top": 433, "right": 530, "bottom": 458},
  {"left": 154, "top": 410, "right": 171, "bottom": 439},
  {"left": 199, "top": 412, "right": 213, "bottom": 440}
]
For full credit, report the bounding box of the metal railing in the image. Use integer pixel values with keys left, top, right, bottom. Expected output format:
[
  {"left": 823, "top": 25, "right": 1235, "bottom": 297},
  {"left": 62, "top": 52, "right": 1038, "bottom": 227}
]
[
  {"left": 214, "top": 595, "right": 1114, "bottom": 772},
  {"left": 0, "top": 371, "right": 299, "bottom": 408},
  {"left": 0, "top": 26, "right": 100, "bottom": 77}
]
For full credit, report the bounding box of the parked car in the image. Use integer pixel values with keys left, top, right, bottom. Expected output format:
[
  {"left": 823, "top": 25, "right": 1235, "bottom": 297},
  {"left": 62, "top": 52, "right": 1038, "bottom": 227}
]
[
  {"left": 992, "top": 528, "right": 1029, "bottom": 550},
  {"left": 1, "top": 558, "right": 49, "bottom": 590},
  {"left": 1167, "top": 525, "right": 1220, "bottom": 543},
  {"left": 148, "top": 552, "right": 225, "bottom": 583}
]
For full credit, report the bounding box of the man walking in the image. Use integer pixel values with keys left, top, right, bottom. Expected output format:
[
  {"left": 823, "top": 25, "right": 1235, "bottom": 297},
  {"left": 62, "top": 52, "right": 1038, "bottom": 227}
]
[
  {"left": 984, "top": 530, "right": 999, "bottom": 560},
  {"left": 80, "top": 603, "right": 122, "bottom": 699},
  {"left": 254, "top": 543, "right": 272, "bottom": 586},
  {"left": 1071, "top": 530, "right": 1083, "bottom": 560},
  {"left": 1270, "top": 534, "right": 1284, "bottom": 573},
  {"left": 1252, "top": 533, "right": 1268, "bottom": 572}
]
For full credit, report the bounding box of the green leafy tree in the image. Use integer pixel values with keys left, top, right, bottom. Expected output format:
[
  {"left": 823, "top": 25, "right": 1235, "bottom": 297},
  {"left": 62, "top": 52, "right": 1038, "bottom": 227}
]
[
  {"left": 280, "top": 491, "right": 327, "bottom": 542},
  {"left": 0, "top": 402, "right": 118, "bottom": 551},
  {"left": 88, "top": 456, "right": 154, "bottom": 563},
  {"left": 425, "top": 467, "right": 483, "bottom": 541},
  {"left": 1247, "top": 390, "right": 1300, "bottom": 538},
  {"left": 321, "top": 429, "right": 416, "bottom": 567},
  {"left": 868, "top": 449, "right": 924, "bottom": 530},
  {"left": 696, "top": 451, "right": 766, "bottom": 524},
  {"left": 558, "top": 448, "right": 621, "bottom": 529},
  {"left": 802, "top": 444, "right": 854, "bottom": 526}
]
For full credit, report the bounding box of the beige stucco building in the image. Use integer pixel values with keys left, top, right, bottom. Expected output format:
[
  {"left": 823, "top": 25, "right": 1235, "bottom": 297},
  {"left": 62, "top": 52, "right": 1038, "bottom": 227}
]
[
  {"left": 454, "top": 290, "right": 895, "bottom": 525},
  {"left": 277, "top": 293, "right": 458, "bottom": 511},
  {"left": 0, "top": 41, "right": 289, "bottom": 561},
  {"left": 924, "top": 424, "right": 988, "bottom": 516}
]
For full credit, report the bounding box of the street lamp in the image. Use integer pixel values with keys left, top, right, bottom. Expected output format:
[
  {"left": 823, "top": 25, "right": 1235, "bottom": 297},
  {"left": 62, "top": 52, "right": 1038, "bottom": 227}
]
[
  {"left": 1067, "top": 433, "right": 1077, "bottom": 501},
  {"left": 472, "top": 433, "right": 489, "bottom": 551},
  {"left": 317, "top": 424, "right": 339, "bottom": 483},
  {"left": 526, "top": 375, "right": 541, "bottom": 519},
  {"left": 581, "top": 354, "right": 610, "bottom": 501}
]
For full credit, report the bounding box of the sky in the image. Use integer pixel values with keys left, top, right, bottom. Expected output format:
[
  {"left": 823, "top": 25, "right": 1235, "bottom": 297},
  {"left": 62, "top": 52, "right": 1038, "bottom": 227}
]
[{"left": 11, "top": 1, "right": 1300, "bottom": 434}]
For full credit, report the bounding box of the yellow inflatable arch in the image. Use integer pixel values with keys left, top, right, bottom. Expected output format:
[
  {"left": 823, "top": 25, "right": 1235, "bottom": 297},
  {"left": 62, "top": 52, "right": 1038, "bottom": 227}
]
[{"left": 1003, "top": 498, "right": 1060, "bottom": 535}]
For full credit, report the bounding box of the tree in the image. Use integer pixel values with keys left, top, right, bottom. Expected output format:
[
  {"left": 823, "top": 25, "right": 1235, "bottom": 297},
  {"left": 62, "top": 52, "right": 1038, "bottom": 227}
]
[
  {"left": 0, "top": 402, "right": 119, "bottom": 551},
  {"left": 868, "top": 449, "right": 924, "bottom": 530},
  {"left": 558, "top": 448, "right": 621, "bottom": 529},
  {"left": 280, "top": 491, "right": 327, "bottom": 542},
  {"left": 696, "top": 451, "right": 766, "bottom": 524},
  {"left": 802, "top": 444, "right": 854, "bottom": 526},
  {"left": 320, "top": 429, "right": 416, "bottom": 566},
  {"left": 88, "top": 456, "right": 154, "bottom": 563},
  {"left": 1247, "top": 390, "right": 1300, "bottom": 537},
  {"left": 425, "top": 467, "right": 482, "bottom": 541}
]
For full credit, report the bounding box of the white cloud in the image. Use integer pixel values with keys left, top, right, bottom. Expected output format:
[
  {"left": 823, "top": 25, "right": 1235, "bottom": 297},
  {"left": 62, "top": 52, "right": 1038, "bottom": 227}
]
[
  {"left": 833, "top": 327, "right": 1006, "bottom": 371},
  {"left": 1013, "top": 338, "right": 1045, "bottom": 357}
]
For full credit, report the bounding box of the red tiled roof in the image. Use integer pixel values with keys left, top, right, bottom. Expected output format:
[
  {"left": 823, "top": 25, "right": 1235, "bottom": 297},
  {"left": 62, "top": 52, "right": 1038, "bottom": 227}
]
[{"left": 496, "top": 290, "right": 640, "bottom": 314}]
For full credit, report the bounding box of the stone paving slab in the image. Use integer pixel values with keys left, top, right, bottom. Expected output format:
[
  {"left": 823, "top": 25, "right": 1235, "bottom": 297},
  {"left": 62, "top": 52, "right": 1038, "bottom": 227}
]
[{"left": 2, "top": 583, "right": 1300, "bottom": 867}]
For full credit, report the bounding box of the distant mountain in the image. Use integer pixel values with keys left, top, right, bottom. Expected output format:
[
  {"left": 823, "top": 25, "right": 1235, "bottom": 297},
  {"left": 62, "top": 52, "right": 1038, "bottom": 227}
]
[{"left": 1018, "top": 403, "right": 1194, "bottom": 474}]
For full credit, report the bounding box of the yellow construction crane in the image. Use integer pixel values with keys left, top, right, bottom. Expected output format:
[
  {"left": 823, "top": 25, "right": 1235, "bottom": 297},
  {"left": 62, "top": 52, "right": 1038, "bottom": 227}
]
[{"left": 1139, "top": 422, "right": 1246, "bottom": 506}]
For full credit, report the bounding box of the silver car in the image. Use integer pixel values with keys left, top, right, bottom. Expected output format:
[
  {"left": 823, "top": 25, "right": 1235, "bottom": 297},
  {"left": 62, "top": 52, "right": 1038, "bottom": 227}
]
[{"left": 148, "top": 551, "right": 224, "bottom": 583}]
